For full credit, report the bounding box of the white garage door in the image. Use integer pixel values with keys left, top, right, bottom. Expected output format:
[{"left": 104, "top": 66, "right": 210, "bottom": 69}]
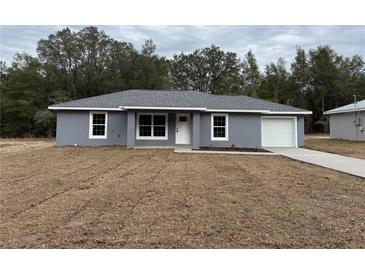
[{"left": 261, "top": 117, "right": 297, "bottom": 147}]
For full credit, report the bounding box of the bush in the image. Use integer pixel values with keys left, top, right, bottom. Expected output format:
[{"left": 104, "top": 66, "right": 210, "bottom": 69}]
[
  {"left": 33, "top": 110, "right": 56, "bottom": 137},
  {"left": 312, "top": 120, "right": 329, "bottom": 133}
]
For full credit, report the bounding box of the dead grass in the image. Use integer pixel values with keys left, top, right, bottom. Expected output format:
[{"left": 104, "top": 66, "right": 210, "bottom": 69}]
[
  {"left": 0, "top": 138, "right": 55, "bottom": 154},
  {"left": 305, "top": 138, "right": 365, "bottom": 160},
  {"left": 0, "top": 140, "right": 364, "bottom": 248},
  {"left": 0, "top": 137, "right": 55, "bottom": 142}
]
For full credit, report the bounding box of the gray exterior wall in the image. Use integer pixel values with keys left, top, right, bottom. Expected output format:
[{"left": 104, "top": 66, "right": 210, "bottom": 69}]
[
  {"left": 56, "top": 110, "right": 127, "bottom": 146},
  {"left": 297, "top": 115, "right": 305, "bottom": 147},
  {"left": 126, "top": 111, "right": 136, "bottom": 148},
  {"left": 199, "top": 113, "right": 262, "bottom": 148},
  {"left": 329, "top": 111, "right": 365, "bottom": 141},
  {"left": 55, "top": 110, "right": 305, "bottom": 148},
  {"left": 192, "top": 112, "right": 200, "bottom": 149}
]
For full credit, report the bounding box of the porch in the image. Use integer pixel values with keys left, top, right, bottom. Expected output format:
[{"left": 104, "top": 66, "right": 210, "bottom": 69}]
[{"left": 126, "top": 111, "right": 201, "bottom": 149}]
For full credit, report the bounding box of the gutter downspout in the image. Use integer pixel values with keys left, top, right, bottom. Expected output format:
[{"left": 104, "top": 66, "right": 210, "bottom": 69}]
[{"left": 353, "top": 95, "right": 358, "bottom": 142}]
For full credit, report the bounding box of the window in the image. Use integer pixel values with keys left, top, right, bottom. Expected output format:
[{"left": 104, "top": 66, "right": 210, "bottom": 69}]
[
  {"left": 211, "top": 113, "right": 228, "bottom": 141},
  {"left": 137, "top": 113, "right": 168, "bottom": 140},
  {"left": 89, "top": 112, "right": 107, "bottom": 139}
]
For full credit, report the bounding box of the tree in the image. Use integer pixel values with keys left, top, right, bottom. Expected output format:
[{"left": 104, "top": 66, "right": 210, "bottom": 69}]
[
  {"left": 132, "top": 39, "right": 171, "bottom": 89},
  {"left": 289, "top": 47, "right": 310, "bottom": 109},
  {"left": 1, "top": 27, "right": 172, "bottom": 137},
  {"left": 0, "top": 60, "right": 8, "bottom": 95},
  {"left": 335, "top": 55, "right": 365, "bottom": 105},
  {"left": 37, "top": 27, "right": 80, "bottom": 99},
  {"left": 171, "top": 45, "right": 243, "bottom": 94},
  {"left": 0, "top": 60, "right": 6, "bottom": 78},
  {"left": 33, "top": 110, "right": 56, "bottom": 137},
  {"left": 242, "top": 50, "right": 261, "bottom": 97},
  {"left": 261, "top": 58, "right": 289, "bottom": 103},
  {"left": 307, "top": 46, "right": 340, "bottom": 127},
  {"left": 141, "top": 39, "right": 157, "bottom": 57},
  {"left": 37, "top": 26, "right": 117, "bottom": 99},
  {"left": 37, "top": 28, "right": 171, "bottom": 97},
  {"left": 0, "top": 53, "right": 47, "bottom": 136}
]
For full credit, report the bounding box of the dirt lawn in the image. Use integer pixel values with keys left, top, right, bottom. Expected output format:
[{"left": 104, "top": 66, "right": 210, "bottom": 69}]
[
  {"left": 0, "top": 140, "right": 364, "bottom": 248},
  {"left": 305, "top": 137, "right": 365, "bottom": 160},
  {"left": 0, "top": 138, "right": 54, "bottom": 154}
]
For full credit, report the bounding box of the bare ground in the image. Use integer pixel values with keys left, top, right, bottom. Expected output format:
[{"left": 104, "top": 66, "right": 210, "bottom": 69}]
[
  {"left": 0, "top": 140, "right": 364, "bottom": 248},
  {"left": 0, "top": 138, "right": 54, "bottom": 154},
  {"left": 305, "top": 137, "right": 365, "bottom": 160}
]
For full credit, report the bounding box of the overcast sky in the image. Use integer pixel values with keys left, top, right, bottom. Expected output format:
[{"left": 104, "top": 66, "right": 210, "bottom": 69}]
[{"left": 1, "top": 25, "right": 364, "bottom": 70}]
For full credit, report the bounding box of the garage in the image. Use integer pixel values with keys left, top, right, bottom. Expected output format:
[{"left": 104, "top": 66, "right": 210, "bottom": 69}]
[{"left": 261, "top": 117, "right": 297, "bottom": 147}]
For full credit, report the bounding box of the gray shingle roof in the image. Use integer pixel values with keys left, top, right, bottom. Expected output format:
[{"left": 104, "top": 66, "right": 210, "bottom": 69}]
[
  {"left": 324, "top": 100, "right": 365, "bottom": 115},
  {"left": 49, "top": 89, "right": 310, "bottom": 113}
]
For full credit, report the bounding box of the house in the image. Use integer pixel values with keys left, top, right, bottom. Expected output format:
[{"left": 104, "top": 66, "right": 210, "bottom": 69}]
[
  {"left": 324, "top": 100, "right": 365, "bottom": 141},
  {"left": 48, "top": 89, "right": 312, "bottom": 148}
]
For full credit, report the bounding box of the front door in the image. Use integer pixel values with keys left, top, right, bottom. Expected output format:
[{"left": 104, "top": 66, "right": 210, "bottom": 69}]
[{"left": 175, "top": 114, "right": 191, "bottom": 144}]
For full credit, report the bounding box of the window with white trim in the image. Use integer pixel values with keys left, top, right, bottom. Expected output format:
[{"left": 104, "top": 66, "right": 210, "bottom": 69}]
[
  {"left": 211, "top": 113, "right": 228, "bottom": 141},
  {"left": 137, "top": 113, "right": 168, "bottom": 140},
  {"left": 89, "top": 112, "right": 107, "bottom": 139}
]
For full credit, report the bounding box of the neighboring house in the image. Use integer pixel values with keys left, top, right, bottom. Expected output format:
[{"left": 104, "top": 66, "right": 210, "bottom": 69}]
[
  {"left": 48, "top": 89, "right": 312, "bottom": 148},
  {"left": 324, "top": 100, "right": 365, "bottom": 141}
]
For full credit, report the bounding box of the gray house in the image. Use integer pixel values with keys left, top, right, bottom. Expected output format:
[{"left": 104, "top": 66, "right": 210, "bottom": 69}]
[
  {"left": 324, "top": 100, "right": 365, "bottom": 141},
  {"left": 48, "top": 90, "right": 312, "bottom": 148}
]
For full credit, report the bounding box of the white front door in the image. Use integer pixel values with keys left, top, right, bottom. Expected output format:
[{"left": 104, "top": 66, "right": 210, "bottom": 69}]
[{"left": 175, "top": 114, "right": 191, "bottom": 144}]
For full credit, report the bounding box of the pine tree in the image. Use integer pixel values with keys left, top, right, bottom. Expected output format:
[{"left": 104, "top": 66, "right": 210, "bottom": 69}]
[{"left": 242, "top": 50, "right": 261, "bottom": 97}]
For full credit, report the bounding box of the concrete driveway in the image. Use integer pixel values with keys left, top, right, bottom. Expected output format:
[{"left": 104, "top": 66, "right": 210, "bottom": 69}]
[{"left": 267, "top": 147, "right": 365, "bottom": 178}]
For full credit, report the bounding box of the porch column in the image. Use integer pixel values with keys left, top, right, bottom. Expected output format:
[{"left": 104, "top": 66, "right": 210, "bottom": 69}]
[
  {"left": 192, "top": 112, "right": 200, "bottom": 150},
  {"left": 127, "top": 111, "right": 136, "bottom": 148}
]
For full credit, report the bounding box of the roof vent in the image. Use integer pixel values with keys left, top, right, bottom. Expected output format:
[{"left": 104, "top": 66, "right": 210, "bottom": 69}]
[{"left": 354, "top": 95, "right": 357, "bottom": 108}]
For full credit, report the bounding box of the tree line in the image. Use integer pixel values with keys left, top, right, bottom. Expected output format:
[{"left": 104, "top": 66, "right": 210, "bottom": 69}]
[{"left": 1, "top": 26, "right": 364, "bottom": 137}]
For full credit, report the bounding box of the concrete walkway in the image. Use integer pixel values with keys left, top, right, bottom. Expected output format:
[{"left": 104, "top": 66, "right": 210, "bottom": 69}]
[
  {"left": 174, "top": 147, "right": 276, "bottom": 155},
  {"left": 267, "top": 147, "right": 365, "bottom": 178}
]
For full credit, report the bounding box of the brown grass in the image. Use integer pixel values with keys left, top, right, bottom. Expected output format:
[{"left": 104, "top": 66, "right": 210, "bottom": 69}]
[
  {"left": 0, "top": 140, "right": 364, "bottom": 248},
  {"left": 305, "top": 138, "right": 365, "bottom": 160},
  {"left": 0, "top": 139, "right": 54, "bottom": 154}
]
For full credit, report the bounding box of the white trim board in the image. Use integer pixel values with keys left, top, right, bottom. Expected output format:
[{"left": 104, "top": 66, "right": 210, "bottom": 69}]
[
  {"left": 263, "top": 111, "right": 311, "bottom": 115},
  {"left": 324, "top": 108, "right": 365, "bottom": 115},
  {"left": 49, "top": 106, "right": 312, "bottom": 115},
  {"left": 122, "top": 106, "right": 207, "bottom": 111},
  {"left": 49, "top": 106, "right": 123, "bottom": 111},
  {"left": 206, "top": 109, "right": 312, "bottom": 115},
  {"left": 123, "top": 106, "right": 311, "bottom": 115}
]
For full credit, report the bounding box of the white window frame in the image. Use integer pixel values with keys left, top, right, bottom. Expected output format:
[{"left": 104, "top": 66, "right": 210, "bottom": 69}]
[
  {"left": 136, "top": 113, "right": 168, "bottom": 140},
  {"left": 211, "top": 113, "right": 229, "bottom": 141},
  {"left": 89, "top": 111, "right": 108, "bottom": 139}
]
